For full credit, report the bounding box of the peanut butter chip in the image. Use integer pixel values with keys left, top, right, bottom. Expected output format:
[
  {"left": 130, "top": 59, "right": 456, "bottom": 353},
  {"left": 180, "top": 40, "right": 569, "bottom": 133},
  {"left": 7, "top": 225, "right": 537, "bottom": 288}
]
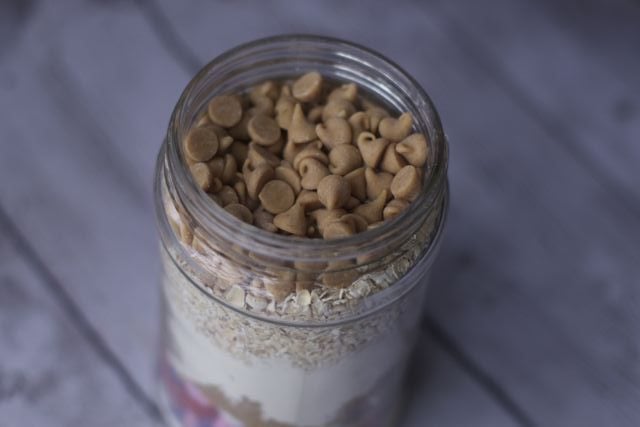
[
  {"left": 317, "top": 174, "right": 351, "bottom": 210},
  {"left": 344, "top": 167, "right": 367, "bottom": 201},
  {"left": 357, "top": 132, "right": 389, "bottom": 168},
  {"left": 354, "top": 190, "right": 388, "bottom": 224},
  {"left": 221, "top": 153, "right": 238, "bottom": 184},
  {"left": 323, "top": 219, "right": 355, "bottom": 239},
  {"left": 348, "top": 112, "right": 370, "bottom": 143},
  {"left": 292, "top": 71, "right": 323, "bottom": 102},
  {"left": 275, "top": 88, "right": 295, "bottom": 129},
  {"left": 248, "top": 115, "right": 281, "bottom": 146},
  {"left": 275, "top": 164, "right": 302, "bottom": 194},
  {"left": 253, "top": 208, "right": 278, "bottom": 232},
  {"left": 189, "top": 162, "right": 212, "bottom": 191},
  {"left": 247, "top": 143, "right": 280, "bottom": 168},
  {"left": 184, "top": 127, "right": 219, "bottom": 161},
  {"left": 364, "top": 167, "right": 393, "bottom": 200},
  {"left": 245, "top": 163, "right": 275, "bottom": 200},
  {"left": 383, "top": 199, "right": 409, "bottom": 220},
  {"left": 366, "top": 106, "right": 390, "bottom": 133},
  {"left": 288, "top": 103, "right": 317, "bottom": 143},
  {"left": 390, "top": 165, "right": 421, "bottom": 201},
  {"left": 259, "top": 180, "right": 295, "bottom": 214},
  {"left": 296, "top": 190, "right": 323, "bottom": 211},
  {"left": 329, "top": 144, "right": 363, "bottom": 175},
  {"left": 218, "top": 186, "right": 239, "bottom": 206},
  {"left": 273, "top": 203, "right": 307, "bottom": 236},
  {"left": 316, "top": 117, "right": 352, "bottom": 149},
  {"left": 298, "top": 158, "right": 330, "bottom": 190},
  {"left": 380, "top": 143, "right": 408, "bottom": 174},
  {"left": 379, "top": 112, "right": 413, "bottom": 142},
  {"left": 293, "top": 145, "right": 329, "bottom": 170},
  {"left": 328, "top": 83, "right": 358, "bottom": 103},
  {"left": 224, "top": 203, "right": 253, "bottom": 223},
  {"left": 340, "top": 213, "right": 369, "bottom": 232},
  {"left": 396, "top": 133, "right": 428, "bottom": 167},
  {"left": 322, "top": 99, "right": 356, "bottom": 122},
  {"left": 311, "top": 209, "right": 346, "bottom": 234},
  {"left": 208, "top": 95, "right": 243, "bottom": 128}
]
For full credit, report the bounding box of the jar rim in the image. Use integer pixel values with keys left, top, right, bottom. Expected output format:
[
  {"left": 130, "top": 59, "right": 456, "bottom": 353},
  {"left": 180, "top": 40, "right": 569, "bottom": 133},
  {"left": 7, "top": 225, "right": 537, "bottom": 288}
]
[{"left": 165, "top": 34, "right": 448, "bottom": 263}]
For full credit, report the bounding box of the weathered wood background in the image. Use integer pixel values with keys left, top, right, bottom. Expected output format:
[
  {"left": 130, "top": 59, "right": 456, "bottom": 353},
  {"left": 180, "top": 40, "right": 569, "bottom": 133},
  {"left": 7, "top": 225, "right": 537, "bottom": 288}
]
[{"left": 1, "top": 0, "right": 638, "bottom": 426}]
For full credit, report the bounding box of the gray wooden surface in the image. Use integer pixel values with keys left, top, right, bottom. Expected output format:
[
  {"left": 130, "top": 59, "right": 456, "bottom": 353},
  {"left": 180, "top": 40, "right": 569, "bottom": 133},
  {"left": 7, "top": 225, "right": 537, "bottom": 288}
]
[{"left": 0, "top": 0, "right": 638, "bottom": 426}]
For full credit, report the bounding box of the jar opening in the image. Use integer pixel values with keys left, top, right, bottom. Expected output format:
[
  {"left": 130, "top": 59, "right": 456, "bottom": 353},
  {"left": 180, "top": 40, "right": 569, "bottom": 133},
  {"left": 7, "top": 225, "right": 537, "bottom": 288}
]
[{"left": 165, "top": 35, "right": 448, "bottom": 265}]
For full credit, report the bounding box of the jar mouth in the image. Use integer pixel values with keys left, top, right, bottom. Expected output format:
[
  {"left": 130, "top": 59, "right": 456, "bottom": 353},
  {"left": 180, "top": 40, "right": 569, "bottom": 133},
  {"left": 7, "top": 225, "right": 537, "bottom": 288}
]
[{"left": 165, "top": 34, "right": 448, "bottom": 263}]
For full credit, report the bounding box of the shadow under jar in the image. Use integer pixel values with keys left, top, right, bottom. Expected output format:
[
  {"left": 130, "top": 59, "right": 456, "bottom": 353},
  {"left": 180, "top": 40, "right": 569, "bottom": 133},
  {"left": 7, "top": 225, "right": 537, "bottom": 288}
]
[{"left": 154, "top": 35, "right": 449, "bottom": 427}]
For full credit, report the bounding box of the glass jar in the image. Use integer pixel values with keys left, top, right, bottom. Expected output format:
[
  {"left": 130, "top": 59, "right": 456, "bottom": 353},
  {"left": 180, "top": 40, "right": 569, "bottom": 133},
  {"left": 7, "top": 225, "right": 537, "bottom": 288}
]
[{"left": 154, "top": 35, "right": 449, "bottom": 427}]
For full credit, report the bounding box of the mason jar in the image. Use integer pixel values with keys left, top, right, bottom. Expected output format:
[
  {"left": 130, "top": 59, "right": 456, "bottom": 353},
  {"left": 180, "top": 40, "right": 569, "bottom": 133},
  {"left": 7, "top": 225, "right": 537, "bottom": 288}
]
[{"left": 153, "top": 35, "right": 449, "bottom": 427}]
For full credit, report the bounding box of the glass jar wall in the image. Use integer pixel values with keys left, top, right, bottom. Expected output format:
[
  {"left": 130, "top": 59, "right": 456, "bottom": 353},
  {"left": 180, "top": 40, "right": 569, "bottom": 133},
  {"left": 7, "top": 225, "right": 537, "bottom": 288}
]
[{"left": 154, "top": 35, "right": 448, "bottom": 427}]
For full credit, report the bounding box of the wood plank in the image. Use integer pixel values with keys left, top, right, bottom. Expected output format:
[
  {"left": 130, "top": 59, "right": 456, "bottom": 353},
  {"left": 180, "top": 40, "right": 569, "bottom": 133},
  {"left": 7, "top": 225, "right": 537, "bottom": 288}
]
[
  {"left": 0, "top": 1, "right": 519, "bottom": 426},
  {"left": 153, "top": 1, "right": 640, "bottom": 425},
  {"left": 0, "top": 217, "right": 156, "bottom": 427},
  {"left": 429, "top": 0, "right": 640, "bottom": 210}
]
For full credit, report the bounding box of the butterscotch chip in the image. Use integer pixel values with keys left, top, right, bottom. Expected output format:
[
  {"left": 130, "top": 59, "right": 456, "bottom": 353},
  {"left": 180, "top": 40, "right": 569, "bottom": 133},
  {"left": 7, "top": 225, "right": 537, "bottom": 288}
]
[
  {"left": 383, "top": 199, "right": 410, "bottom": 220},
  {"left": 221, "top": 153, "right": 238, "bottom": 184},
  {"left": 209, "top": 177, "right": 223, "bottom": 193},
  {"left": 329, "top": 144, "right": 362, "bottom": 175},
  {"left": 259, "top": 180, "right": 295, "bottom": 214},
  {"left": 233, "top": 180, "right": 247, "bottom": 204},
  {"left": 380, "top": 143, "right": 408, "bottom": 174},
  {"left": 273, "top": 203, "right": 307, "bottom": 236},
  {"left": 218, "top": 186, "right": 239, "bottom": 206},
  {"left": 189, "top": 162, "right": 212, "bottom": 191},
  {"left": 348, "top": 112, "right": 370, "bottom": 144},
  {"left": 365, "top": 106, "right": 390, "bottom": 133},
  {"left": 275, "top": 87, "right": 295, "bottom": 129},
  {"left": 328, "top": 83, "right": 358, "bottom": 103},
  {"left": 354, "top": 190, "right": 388, "bottom": 224},
  {"left": 321, "top": 260, "right": 359, "bottom": 289},
  {"left": 228, "top": 108, "right": 257, "bottom": 140},
  {"left": 390, "top": 165, "right": 421, "bottom": 201},
  {"left": 323, "top": 219, "right": 355, "bottom": 239},
  {"left": 208, "top": 95, "right": 243, "bottom": 128},
  {"left": 379, "top": 112, "right": 413, "bottom": 142},
  {"left": 253, "top": 208, "right": 278, "bottom": 233},
  {"left": 344, "top": 167, "right": 367, "bottom": 202},
  {"left": 275, "top": 163, "right": 302, "bottom": 194},
  {"left": 317, "top": 175, "right": 351, "bottom": 210},
  {"left": 248, "top": 115, "right": 281, "bottom": 146},
  {"left": 309, "top": 209, "right": 346, "bottom": 234},
  {"left": 396, "top": 133, "right": 428, "bottom": 167},
  {"left": 364, "top": 167, "right": 393, "bottom": 200},
  {"left": 298, "top": 158, "right": 330, "bottom": 190},
  {"left": 292, "top": 71, "right": 323, "bottom": 102},
  {"left": 207, "top": 157, "right": 224, "bottom": 178},
  {"left": 293, "top": 145, "right": 329, "bottom": 170},
  {"left": 245, "top": 163, "right": 275, "bottom": 200},
  {"left": 283, "top": 139, "right": 321, "bottom": 164},
  {"left": 247, "top": 143, "right": 281, "bottom": 168},
  {"left": 316, "top": 117, "right": 352, "bottom": 149},
  {"left": 344, "top": 197, "right": 360, "bottom": 210},
  {"left": 229, "top": 141, "right": 248, "bottom": 165},
  {"left": 184, "top": 127, "right": 219, "bottom": 162},
  {"left": 288, "top": 103, "right": 317, "bottom": 143},
  {"left": 250, "top": 80, "right": 280, "bottom": 101},
  {"left": 322, "top": 99, "right": 356, "bottom": 122},
  {"left": 224, "top": 203, "right": 253, "bottom": 224},
  {"left": 357, "top": 132, "right": 389, "bottom": 168},
  {"left": 296, "top": 190, "right": 323, "bottom": 211},
  {"left": 341, "top": 213, "right": 368, "bottom": 232},
  {"left": 307, "top": 105, "right": 324, "bottom": 123},
  {"left": 266, "top": 137, "right": 285, "bottom": 156},
  {"left": 249, "top": 95, "right": 274, "bottom": 116}
]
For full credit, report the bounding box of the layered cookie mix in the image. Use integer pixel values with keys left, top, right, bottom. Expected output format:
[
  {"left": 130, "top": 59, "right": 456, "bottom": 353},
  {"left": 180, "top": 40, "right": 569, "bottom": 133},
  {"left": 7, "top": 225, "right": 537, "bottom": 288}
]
[{"left": 157, "top": 70, "right": 445, "bottom": 427}]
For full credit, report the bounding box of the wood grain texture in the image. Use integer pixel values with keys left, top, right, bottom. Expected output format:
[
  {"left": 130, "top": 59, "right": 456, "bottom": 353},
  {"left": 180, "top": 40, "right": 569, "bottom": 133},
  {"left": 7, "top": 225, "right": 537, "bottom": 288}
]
[
  {"left": 0, "top": 215, "right": 156, "bottom": 427},
  {"left": 0, "top": 0, "right": 521, "bottom": 425}
]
